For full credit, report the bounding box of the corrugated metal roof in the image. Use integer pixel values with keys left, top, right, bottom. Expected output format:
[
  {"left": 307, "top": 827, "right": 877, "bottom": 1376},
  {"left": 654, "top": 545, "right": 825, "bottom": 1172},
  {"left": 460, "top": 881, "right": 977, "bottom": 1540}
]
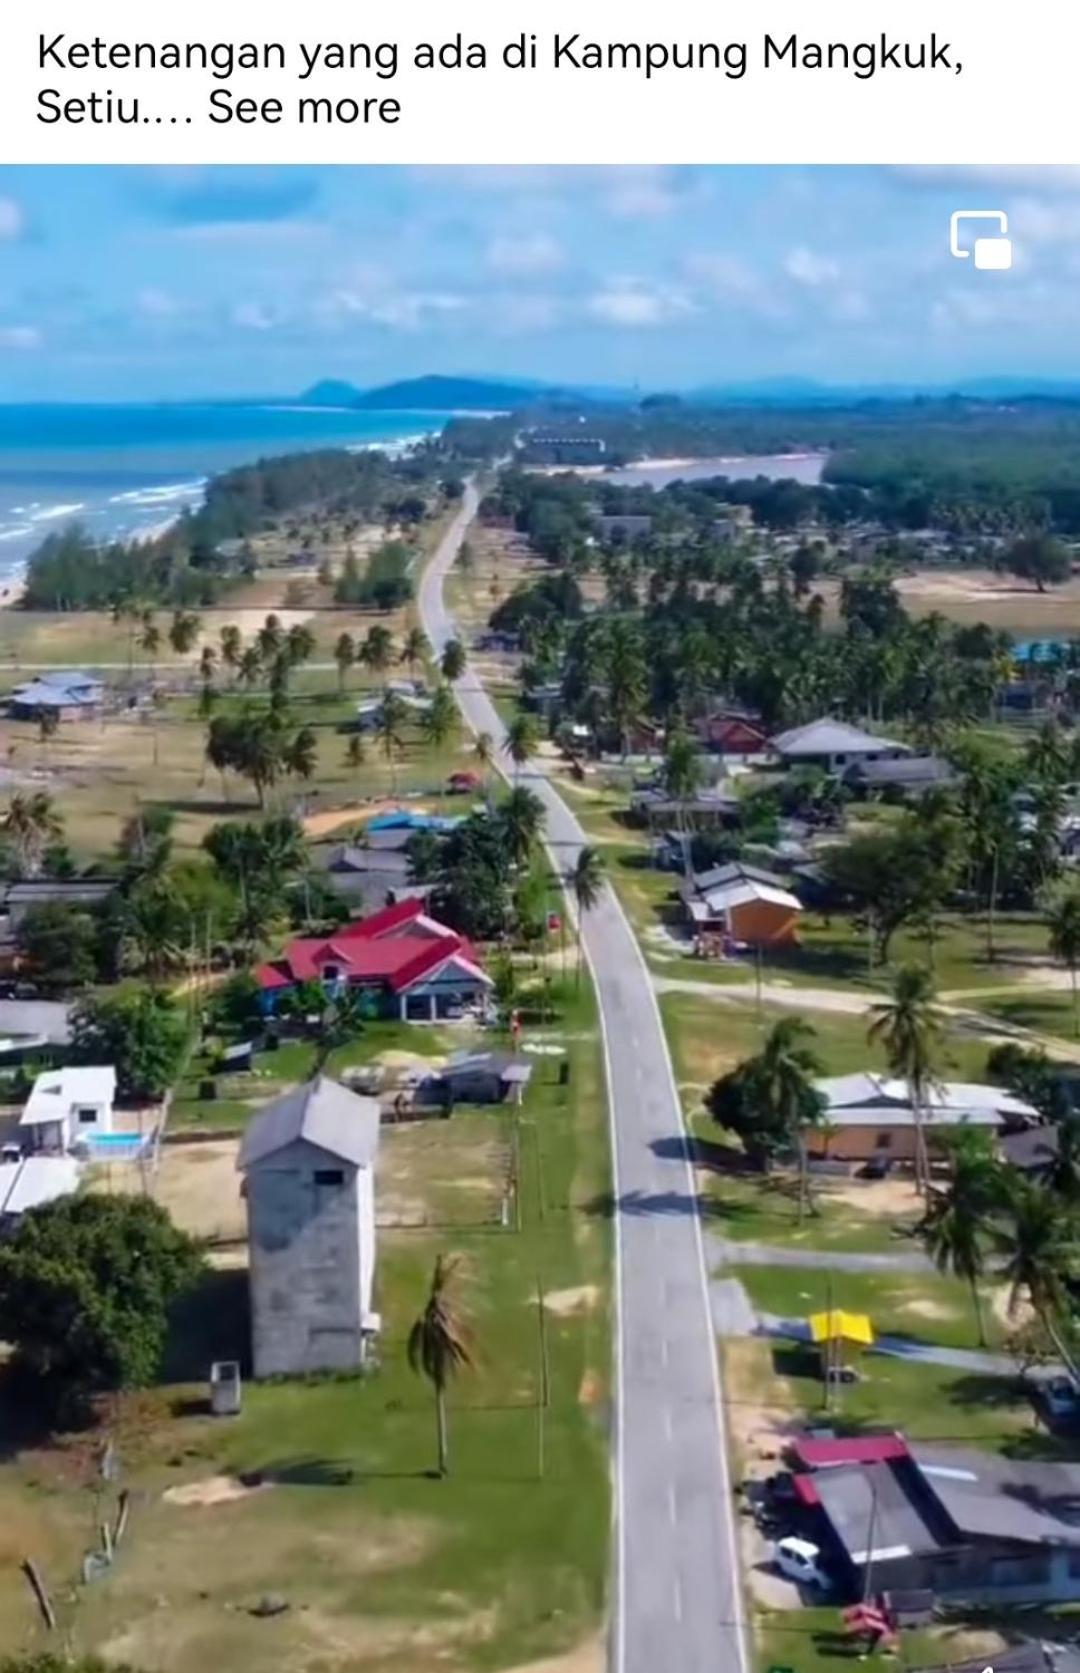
[{"left": 238, "top": 1075, "right": 381, "bottom": 1171}]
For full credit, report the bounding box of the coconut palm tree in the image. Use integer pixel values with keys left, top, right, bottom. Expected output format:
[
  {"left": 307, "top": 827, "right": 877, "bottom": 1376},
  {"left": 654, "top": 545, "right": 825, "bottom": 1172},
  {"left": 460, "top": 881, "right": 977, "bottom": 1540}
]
[
  {"left": 570, "top": 845, "right": 604, "bottom": 989},
  {"left": 407, "top": 1253, "right": 475, "bottom": 1477},
  {"left": 662, "top": 723, "right": 704, "bottom": 878},
  {"left": 198, "top": 644, "right": 217, "bottom": 685},
  {"left": 238, "top": 645, "right": 263, "bottom": 690},
  {"left": 867, "top": 963, "right": 944, "bottom": 1195},
  {"left": 168, "top": 609, "right": 202, "bottom": 657},
  {"left": 373, "top": 691, "right": 408, "bottom": 793},
  {"left": 754, "top": 1017, "right": 826, "bottom": 1226},
  {"left": 344, "top": 732, "right": 366, "bottom": 774},
  {"left": 504, "top": 713, "right": 539, "bottom": 782},
  {"left": 440, "top": 638, "right": 467, "bottom": 682},
  {"left": 400, "top": 626, "right": 430, "bottom": 678},
  {"left": 991, "top": 1179, "right": 1080, "bottom": 1379},
  {"left": 284, "top": 726, "right": 318, "bottom": 784},
  {"left": 918, "top": 1130, "right": 1004, "bottom": 1347},
  {"left": 137, "top": 611, "right": 161, "bottom": 678},
  {"left": 219, "top": 624, "right": 243, "bottom": 681},
  {"left": 361, "top": 624, "right": 395, "bottom": 676},
  {"left": 500, "top": 785, "right": 545, "bottom": 868},
  {"left": 311, "top": 991, "right": 366, "bottom": 1074},
  {"left": 422, "top": 684, "right": 458, "bottom": 750},
  {"left": 1048, "top": 887, "right": 1080, "bottom": 1036},
  {"left": 256, "top": 614, "right": 285, "bottom": 664},
  {"left": 3, "top": 791, "right": 63, "bottom": 876},
  {"left": 333, "top": 631, "right": 356, "bottom": 693},
  {"left": 285, "top": 622, "right": 316, "bottom": 669}
]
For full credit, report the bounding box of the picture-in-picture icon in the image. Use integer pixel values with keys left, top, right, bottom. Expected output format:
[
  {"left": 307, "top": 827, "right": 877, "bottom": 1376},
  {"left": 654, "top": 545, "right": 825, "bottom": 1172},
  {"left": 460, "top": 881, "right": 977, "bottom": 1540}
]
[{"left": 950, "top": 210, "right": 1013, "bottom": 270}]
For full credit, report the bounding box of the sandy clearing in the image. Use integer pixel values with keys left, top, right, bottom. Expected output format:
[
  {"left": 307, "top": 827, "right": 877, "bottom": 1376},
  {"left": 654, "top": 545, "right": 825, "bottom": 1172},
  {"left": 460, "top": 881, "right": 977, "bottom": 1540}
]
[
  {"left": 163, "top": 1474, "right": 270, "bottom": 1508},
  {"left": 822, "top": 1177, "right": 922, "bottom": 1219},
  {"left": 506, "top": 1639, "right": 605, "bottom": 1673},
  {"left": 899, "top": 1297, "right": 957, "bottom": 1322},
  {"left": 303, "top": 799, "right": 433, "bottom": 839},
  {"left": 151, "top": 1139, "right": 246, "bottom": 1243},
  {"left": 541, "top": 1284, "right": 600, "bottom": 1317}
]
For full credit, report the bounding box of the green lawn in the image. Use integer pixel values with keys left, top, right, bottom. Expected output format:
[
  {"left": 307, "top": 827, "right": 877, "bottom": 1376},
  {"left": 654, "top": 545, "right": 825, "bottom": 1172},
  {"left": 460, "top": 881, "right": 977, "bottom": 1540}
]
[
  {"left": 978, "top": 988, "right": 1080, "bottom": 1048},
  {"left": 725, "top": 1262, "right": 990, "bottom": 1353},
  {"left": 0, "top": 981, "right": 613, "bottom": 1672}
]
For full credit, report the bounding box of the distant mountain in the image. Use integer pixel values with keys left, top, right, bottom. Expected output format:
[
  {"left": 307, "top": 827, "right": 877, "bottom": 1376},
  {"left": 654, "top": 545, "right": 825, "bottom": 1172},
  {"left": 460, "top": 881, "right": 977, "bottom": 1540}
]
[
  {"left": 300, "top": 379, "right": 365, "bottom": 407},
  {"left": 301, "top": 374, "right": 558, "bottom": 413}
]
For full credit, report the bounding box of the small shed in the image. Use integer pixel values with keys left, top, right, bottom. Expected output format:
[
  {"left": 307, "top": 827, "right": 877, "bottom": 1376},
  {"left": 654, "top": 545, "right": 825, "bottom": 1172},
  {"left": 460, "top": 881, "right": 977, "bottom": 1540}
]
[{"left": 808, "top": 1309, "right": 874, "bottom": 1380}]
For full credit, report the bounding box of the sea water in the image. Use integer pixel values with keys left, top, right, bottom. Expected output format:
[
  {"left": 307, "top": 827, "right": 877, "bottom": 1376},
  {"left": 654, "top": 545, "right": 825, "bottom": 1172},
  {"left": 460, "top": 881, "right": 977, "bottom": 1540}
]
[{"left": 0, "top": 402, "right": 449, "bottom": 583}]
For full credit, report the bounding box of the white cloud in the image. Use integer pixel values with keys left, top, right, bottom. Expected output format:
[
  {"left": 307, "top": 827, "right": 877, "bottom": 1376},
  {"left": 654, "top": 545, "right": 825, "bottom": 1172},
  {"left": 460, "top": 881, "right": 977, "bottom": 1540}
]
[
  {"left": 785, "top": 246, "right": 842, "bottom": 287},
  {"left": 0, "top": 325, "right": 42, "bottom": 350},
  {"left": 325, "top": 286, "right": 467, "bottom": 330},
  {"left": 232, "top": 301, "right": 276, "bottom": 331},
  {"left": 486, "top": 232, "right": 564, "bottom": 277},
  {"left": 605, "top": 167, "right": 683, "bottom": 219},
  {"left": 0, "top": 199, "right": 24, "bottom": 241},
  {"left": 587, "top": 283, "right": 692, "bottom": 327},
  {"left": 136, "top": 288, "right": 181, "bottom": 319}
]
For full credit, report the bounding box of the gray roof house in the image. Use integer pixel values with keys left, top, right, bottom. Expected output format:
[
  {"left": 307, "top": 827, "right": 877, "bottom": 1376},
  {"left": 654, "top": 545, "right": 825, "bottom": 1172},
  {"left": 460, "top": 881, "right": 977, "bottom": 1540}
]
[
  {"left": 420, "top": 1049, "right": 534, "bottom": 1108},
  {"left": 843, "top": 755, "right": 958, "bottom": 797},
  {"left": 319, "top": 843, "right": 415, "bottom": 913},
  {"left": 0, "top": 999, "right": 72, "bottom": 1056},
  {"left": 238, "top": 1077, "right": 381, "bottom": 1379},
  {"left": 1, "top": 876, "right": 116, "bottom": 933},
  {"left": 771, "top": 718, "right": 912, "bottom": 774},
  {"left": 802, "top": 1440, "right": 1080, "bottom": 1604},
  {"left": 9, "top": 669, "right": 104, "bottom": 719}
]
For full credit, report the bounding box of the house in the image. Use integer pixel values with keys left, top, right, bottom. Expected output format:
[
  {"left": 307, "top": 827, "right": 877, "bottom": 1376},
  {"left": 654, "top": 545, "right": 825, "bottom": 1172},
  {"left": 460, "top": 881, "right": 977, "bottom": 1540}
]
[
  {"left": 629, "top": 785, "right": 741, "bottom": 831},
  {"left": 473, "top": 629, "right": 521, "bottom": 654},
  {"left": 523, "top": 433, "right": 607, "bottom": 465},
  {"left": 237, "top": 1076, "right": 381, "bottom": 1378},
  {"left": 255, "top": 898, "right": 493, "bottom": 1022},
  {"left": 1000, "top": 1123, "right": 1061, "bottom": 1179},
  {"left": 1, "top": 876, "right": 116, "bottom": 933},
  {"left": 681, "top": 861, "right": 802, "bottom": 949},
  {"left": 809, "top": 1072, "right": 1037, "bottom": 1165},
  {"left": 446, "top": 769, "right": 483, "bottom": 795},
  {"left": 794, "top": 1434, "right": 1080, "bottom": 1604},
  {"left": 843, "top": 756, "right": 957, "bottom": 798},
  {"left": 771, "top": 718, "right": 912, "bottom": 775},
  {"left": 319, "top": 843, "right": 415, "bottom": 913},
  {"left": 363, "top": 809, "right": 461, "bottom": 837},
  {"left": 0, "top": 1153, "right": 81, "bottom": 1227},
  {"left": 695, "top": 709, "right": 770, "bottom": 755},
  {"left": 354, "top": 685, "right": 433, "bottom": 731},
  {"left": 19, "top": 1064, "right": 116, "bottom": 1154},
  {"left": 9, "top": 669, "right": 104, "bottom": 721},
  {"left": 420, "top": 1049, "right": 534, "bottom": 1108},
  {"left": 0, "top": 999, "right": 72, "bottom": 1059}
]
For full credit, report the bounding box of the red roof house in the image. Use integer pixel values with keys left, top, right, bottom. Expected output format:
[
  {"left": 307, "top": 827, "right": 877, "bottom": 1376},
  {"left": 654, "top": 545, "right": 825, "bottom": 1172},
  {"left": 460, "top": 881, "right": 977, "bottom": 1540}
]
[{"left": 255, "top": 898, "right": 492, "bottom": 1022}]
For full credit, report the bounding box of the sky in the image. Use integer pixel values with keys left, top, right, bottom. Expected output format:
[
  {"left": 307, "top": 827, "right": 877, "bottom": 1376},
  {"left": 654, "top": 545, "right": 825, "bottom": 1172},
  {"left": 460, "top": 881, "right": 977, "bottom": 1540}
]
[{"left": 2, "top": 164, "right": 1080, "bottom": 400}]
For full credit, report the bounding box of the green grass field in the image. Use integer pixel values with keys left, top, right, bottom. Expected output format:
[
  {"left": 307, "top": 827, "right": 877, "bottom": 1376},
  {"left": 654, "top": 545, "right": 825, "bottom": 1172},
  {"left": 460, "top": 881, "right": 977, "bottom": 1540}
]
[{"left": 0, "top": 981, "right": 612, "bottom": 1673}]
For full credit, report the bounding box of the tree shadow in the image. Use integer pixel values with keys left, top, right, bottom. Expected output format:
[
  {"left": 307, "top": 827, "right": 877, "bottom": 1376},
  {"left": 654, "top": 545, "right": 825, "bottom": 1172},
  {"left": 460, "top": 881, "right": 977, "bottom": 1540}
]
[
  {"left": 579, "top": 1186, "right": 724, "bottom": 1220},
  {"left": 161, "top": 1266, "right": 250, "bottom": 1385}
]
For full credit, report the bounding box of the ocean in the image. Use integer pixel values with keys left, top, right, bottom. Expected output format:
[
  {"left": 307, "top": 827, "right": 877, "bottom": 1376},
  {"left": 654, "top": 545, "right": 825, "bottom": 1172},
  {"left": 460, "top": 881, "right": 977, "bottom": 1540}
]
[{"left": 0, "top": 403, "right": 450, "bottom": 583}]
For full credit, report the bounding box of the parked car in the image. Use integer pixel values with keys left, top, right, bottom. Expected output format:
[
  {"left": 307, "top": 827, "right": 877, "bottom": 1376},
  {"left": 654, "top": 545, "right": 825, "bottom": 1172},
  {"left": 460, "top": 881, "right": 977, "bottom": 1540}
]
[
  {"left": 1043, "top": 1375, "right": 1080, "bottom": 1418},
  {"left": 773, "top": 1536, "right": 828, "bottom": 1589}
]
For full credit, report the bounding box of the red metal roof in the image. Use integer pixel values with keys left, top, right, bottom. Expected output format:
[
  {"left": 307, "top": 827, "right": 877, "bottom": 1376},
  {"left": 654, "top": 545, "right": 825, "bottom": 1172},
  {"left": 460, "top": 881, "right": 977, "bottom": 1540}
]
[
  {"left": 792, "top": 1475, "right": 821, "bottom": 1507},
  {"left": 254, "top": 903, "right": 488, "bottom": 995},
  {"left": 790, "top": 1433, "right": 909, "bottom": 1469}
]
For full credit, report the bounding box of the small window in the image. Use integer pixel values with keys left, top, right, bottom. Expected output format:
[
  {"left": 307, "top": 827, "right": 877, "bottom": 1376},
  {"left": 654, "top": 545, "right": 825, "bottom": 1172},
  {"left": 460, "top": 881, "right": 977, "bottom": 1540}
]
[
  {"left": 322, "top": 964, "right": 340, "bottom": 982},
  {"left": 876, "top": 1132, "right": 892, "bottom": 1149},
  {"left": 314, "top": 1168, "right": 344, "bottom": 1187},
  {"left": 77, "top": 1108, "right": 97, "bottom": 1125}
]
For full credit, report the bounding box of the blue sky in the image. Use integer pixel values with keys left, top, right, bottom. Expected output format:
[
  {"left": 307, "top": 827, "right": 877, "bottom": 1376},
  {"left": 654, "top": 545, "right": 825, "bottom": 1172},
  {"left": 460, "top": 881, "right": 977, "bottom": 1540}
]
[{"left": 1, "top": 165, "right": 1080, "bottom": 400}]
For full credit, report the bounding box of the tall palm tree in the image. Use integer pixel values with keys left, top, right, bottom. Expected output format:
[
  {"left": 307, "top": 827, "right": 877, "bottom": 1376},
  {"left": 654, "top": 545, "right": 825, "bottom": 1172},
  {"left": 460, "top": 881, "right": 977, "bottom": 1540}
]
[
  {"left": 284, "top": 726, "right": 318, "bottom": 784},
  {"left": 570, "top": 845, "right": 604, "bottom": 989},
  {"left": 441, "top": 638, "right": 467, "bottom": 682},
  {"left": 992, "top": 1180, "right": 1080, "bottom": 1379},
  {"left": 344, "top": 732, "right": 366, "bottom": 774},
  {"left": 333, "top": 631, "right": 356, "bottom": 693},
  {"left": 373, "top": 692, "right": 408, "bottom": 793},
  {"left": 1048, "top": 887, "right": 1080, "bottom": 1037},
  {"left": 406, "top": 1254, "right": 475, "bottom": 1477},
  {"left": 311, "top": 992, "right": 366, "bottom": 1074},
  {"left": 285, "top": 622, "right": 316, "bottom": 669},
  {"left": 168, "top": 609, "right": 202, "bottom": 657},
  {"left": 500, "top": 785, "right": 545, "bottom": 867},
  {"left": 238, "top": 645, "right": 263, "bottom": 690},
  {"left": 361, "top": 624, "right": 395, "bottom": 676},
  {"left": 138, "top": 611, "right": 161, "bottom": 679},
  {"left": 754, "top": 1017, "right": 825, "bottom": 1226},
  {"left": 256, "top": 613, "right": 285, "bottom": 664},
  {"left": 219, "top": 624, "right": 243, "bottom": 681},
  {"left": 4, "top": 791, "right": 63, "bottom": 876},
  {"left": 662, "top": 723, "right": 703, "bottom": 878},
  {"left": 867, "top": 963, "right": 944, "bottom": 1195},
  {"left": 400, "top": 626, "right": 430, "bottom": 678},
  {"left": 422, "top": 684, "right": 458, "bottom": 749},
  {"left": 919, "top": 1130, "right": 1003, "bottom": 1346},
  {"left": 504, "top": 713, "right": 539, "bottom": 782}
]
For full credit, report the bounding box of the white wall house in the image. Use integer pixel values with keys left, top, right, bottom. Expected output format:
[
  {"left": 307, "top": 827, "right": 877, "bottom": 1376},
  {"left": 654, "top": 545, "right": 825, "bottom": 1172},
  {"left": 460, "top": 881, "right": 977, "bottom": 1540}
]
[{"left": 19, "top": 1065, "right": 116, "bottom": 1154}]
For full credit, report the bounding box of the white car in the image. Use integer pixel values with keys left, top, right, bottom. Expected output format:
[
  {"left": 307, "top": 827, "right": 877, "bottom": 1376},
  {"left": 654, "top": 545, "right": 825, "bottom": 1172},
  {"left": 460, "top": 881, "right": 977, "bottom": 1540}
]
[{"left": 773, "top": 1536, "right": 828, "bottom": 1589}]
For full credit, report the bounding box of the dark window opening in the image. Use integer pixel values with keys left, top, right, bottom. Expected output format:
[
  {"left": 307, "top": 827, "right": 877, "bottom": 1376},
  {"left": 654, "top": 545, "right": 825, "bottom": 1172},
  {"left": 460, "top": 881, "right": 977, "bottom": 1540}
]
[{"left": 314, "top": 1168, "right": 345, "bottom": 1187}]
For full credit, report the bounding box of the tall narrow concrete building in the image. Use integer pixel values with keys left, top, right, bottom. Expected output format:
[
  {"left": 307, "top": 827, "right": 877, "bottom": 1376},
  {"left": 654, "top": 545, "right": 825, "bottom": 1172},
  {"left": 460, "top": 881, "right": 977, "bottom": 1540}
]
[{"left": 237, "top": 1076, "right": 381, "bottom": 1378}]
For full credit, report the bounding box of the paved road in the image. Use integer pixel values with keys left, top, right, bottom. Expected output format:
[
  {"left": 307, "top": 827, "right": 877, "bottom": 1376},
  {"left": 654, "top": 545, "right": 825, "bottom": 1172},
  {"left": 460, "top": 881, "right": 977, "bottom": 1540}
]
[{"left": 420, "top": 485, "right": 748, "bottom": 1673}]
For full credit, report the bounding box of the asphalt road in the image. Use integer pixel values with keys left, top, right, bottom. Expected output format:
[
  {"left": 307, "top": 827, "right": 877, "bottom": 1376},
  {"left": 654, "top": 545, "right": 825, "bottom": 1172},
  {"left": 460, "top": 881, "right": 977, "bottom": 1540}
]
[{"left": 419, "top": 484, "right": 748, "bottom": 1673}]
